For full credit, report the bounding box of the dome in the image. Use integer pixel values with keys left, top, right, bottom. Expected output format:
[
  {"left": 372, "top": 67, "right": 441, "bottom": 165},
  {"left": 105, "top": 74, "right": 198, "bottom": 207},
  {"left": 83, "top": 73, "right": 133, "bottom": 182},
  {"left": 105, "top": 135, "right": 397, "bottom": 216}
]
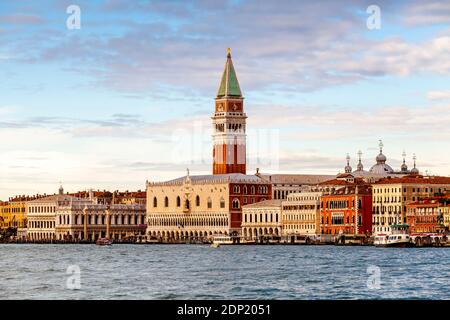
[
  {"left": 370, "top": 140, "right": 393, "bottom": 175},
  {"left": 410, "top": 167, "right": 419, "bottom": 174},
  {"left": 345, "top": 164, "right": 352, "bottom": 173},
  {"left": 357, "top": 162, "right": 364, "bottom": 171},
  {"left": 376, "top": 152, "right": 387, "bottom": 163},
  {"left": 401, "top": 162, "right": 408, "bottom": 172},
  {"left": 369, "top": 163, "right": 394, "bottom": 175}
]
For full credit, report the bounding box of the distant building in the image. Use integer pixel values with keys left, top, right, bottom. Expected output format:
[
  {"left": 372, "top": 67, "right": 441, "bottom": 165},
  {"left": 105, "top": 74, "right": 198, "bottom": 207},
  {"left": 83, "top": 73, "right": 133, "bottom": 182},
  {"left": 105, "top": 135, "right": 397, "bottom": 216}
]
[
  {"left": 340, "top": 141, "right": 419, "bottom": 183},
  {"left": 256, "top": 173, "right": 334, "bottom": 200},
  {"left": 281, "top": 191, "right": 322, "bottom": 237},
  {"left": 320, "top": 185, "right": 372, "bottom": 235},
  {"left": 241, "top": 199, "right": 282, "bottom": 239},
  {"left": 406, "top": 198, "right": 446, "bottom": 234},
  {"left": 0, "top": 198, "right": 27, "bottom": 230},
  {"left": 372, "top": 175, "right": 450, "bottom": 235},
  {"left": 147, "top": 173, "right": 271, "bottom": 240},
  {"left": 27, "top": 186, "right": 146, "bottom": 241}
]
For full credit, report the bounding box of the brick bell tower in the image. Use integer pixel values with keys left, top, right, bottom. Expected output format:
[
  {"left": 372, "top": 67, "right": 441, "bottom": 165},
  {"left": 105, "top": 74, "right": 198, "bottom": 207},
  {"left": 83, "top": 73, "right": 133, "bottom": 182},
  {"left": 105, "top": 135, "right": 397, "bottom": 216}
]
[{"left": 212, "top": 48, "right": 247, "bottom": 175}]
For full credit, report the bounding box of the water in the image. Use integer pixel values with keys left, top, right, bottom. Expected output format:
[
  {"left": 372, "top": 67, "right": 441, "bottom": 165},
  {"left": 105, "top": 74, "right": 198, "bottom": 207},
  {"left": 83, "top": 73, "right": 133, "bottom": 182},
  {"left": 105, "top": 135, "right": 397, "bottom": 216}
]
[{"left": 0, "top": 244, "right": 449, "bottom": 300}]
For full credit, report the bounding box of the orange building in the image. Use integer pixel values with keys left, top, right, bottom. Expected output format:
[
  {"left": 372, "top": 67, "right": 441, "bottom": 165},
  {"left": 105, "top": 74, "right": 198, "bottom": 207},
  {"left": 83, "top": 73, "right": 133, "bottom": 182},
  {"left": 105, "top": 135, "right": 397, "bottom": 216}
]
[
  {"left": 406, "top": 197, "right": 448, "bottom": 234},
  {"left": 320, "top": 185, "right": 372, "bottom": 235}
]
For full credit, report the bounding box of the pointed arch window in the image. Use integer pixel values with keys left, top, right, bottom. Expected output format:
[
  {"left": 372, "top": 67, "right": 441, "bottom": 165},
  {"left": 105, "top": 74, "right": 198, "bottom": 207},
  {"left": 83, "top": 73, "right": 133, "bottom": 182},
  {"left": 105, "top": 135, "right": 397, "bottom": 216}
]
[
  {"left": 153, "top": 197, "right": 157, "bottom": 208},
  {"left": 176, "top": 196, "right": 181, "bottom": 207},
  {"left": 232, "top": 198, "right": 240, "bottom": 209},
  {"left": 207, "top": 197, "right": 212, "bottom": 209},
  {"left": 196, "top": 195, "right": 200, "bottom": 207},
  {"left": 220, "top": 197, "right": 225, "bottom": 209},
  {"left": 164, "top": 196, "right": 169, "bottom": 207}
]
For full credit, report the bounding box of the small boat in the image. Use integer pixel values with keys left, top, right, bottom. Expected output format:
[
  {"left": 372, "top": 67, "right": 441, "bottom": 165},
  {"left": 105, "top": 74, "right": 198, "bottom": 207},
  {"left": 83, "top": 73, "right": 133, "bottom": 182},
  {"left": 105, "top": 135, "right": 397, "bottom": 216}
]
[
  {"left": 211, "top": 235, "right": 234, "bottom": 245},
  {"left": 375, "top": 224, "right": 413, "bottom": 248},
  {"left": 96, "top": 238, "right": 112, "bottom": 246},
  {"left": 210, "top": 243, "right": 220, "bottom": 248}
]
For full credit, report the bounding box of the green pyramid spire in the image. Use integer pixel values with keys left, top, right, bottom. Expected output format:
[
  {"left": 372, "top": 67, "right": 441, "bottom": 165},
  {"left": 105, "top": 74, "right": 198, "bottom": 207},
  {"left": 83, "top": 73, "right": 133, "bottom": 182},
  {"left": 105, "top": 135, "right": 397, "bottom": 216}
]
[{"left": 216, "top": 48, "right": 243, "bottom": 98}]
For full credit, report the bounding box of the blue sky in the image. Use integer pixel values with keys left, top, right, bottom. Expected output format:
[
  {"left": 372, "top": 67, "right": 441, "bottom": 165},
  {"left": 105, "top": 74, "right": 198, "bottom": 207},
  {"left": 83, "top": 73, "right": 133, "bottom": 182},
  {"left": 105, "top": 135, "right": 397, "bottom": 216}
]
[{"left": 1, "top": 0, "right": 450, "bottom": 199}]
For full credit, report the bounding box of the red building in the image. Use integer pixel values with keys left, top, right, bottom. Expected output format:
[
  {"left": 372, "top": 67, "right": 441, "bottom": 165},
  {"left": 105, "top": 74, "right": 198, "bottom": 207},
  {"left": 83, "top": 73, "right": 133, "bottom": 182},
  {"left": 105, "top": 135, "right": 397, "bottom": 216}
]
[
  {"left": 406, "top": 198, "right": 446, "bottom": 234},
  {"left": 320, "top": 185, "right": 372, "bottom": 235}
]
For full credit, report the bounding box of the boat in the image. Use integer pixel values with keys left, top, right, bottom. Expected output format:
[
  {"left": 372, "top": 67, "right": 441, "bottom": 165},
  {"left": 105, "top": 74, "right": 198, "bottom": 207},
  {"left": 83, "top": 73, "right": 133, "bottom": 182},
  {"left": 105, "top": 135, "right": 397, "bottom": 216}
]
[
  {"left": 96, "top": 238, "right": 112, "bottom": 246},
  {"left": 211, "top": 235, "right": 234, "bottom": 245},
  {"left": 374, "top": 224, "right": 413, "bottom": 248},
  {"left": 210, "top": 242, "right": 220, "bottom": 248}
]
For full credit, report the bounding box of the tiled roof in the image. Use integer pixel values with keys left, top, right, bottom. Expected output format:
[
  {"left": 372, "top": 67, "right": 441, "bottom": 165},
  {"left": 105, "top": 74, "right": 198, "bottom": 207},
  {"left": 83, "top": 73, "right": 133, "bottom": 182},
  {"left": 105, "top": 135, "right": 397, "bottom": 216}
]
[
  {"left": 242, "top": 199, "right": 282, "bottom": 209},
  {"left": 374, "top": 175, "right": 450, "bottom": 185},
  {"left": 259, "top": 173, "right": 334, "bottom": 185}
]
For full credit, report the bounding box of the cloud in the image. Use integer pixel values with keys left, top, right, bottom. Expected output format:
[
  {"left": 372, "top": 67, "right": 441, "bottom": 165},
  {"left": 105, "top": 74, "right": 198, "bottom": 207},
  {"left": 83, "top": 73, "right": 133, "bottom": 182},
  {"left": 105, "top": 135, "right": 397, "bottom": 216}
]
[
  {"left": 403, "top": 1, "right": 450, "bottom": 26},
  {"left": 427, "top": 90, "right": 450, "bottom": 100},
  {"left": 0, "top": 13, "right": 44, "bottom": 25}
]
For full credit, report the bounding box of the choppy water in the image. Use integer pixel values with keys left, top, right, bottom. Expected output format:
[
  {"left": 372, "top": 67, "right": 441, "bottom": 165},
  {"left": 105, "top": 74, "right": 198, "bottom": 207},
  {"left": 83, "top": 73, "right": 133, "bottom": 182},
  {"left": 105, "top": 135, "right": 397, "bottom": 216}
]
[{"left": 0, "top": 244, "right": 449, "bottom": 299}]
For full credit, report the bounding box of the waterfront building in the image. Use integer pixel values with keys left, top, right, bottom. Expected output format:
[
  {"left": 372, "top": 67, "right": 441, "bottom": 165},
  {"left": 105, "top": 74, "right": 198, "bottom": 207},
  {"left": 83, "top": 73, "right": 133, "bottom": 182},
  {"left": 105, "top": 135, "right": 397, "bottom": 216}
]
[
  {"left": 27, "top": 186, "right": 72, "bottom": 241},
  {"left": 372, "top": 175, "right": 450, "bottom": 235},
  {"left": 440, "top": 197, "right": 450, "bottom": 232},
  {"left": 241, "top": 199, "right": 282, "bottom": 239},
  {"left": 0, "top": 197, "right": 27, "bottom": 230},
  {"left": 146, "top": 50, "right": 272, "bottom": 240},
  {"left": 55, "top": 201, "right": 146, "bottom": 241},
  {"left": 147, "top": 173, "right": 271, "bottom": 239},
  {"left": 406, "top": 198, "right": 446, "bottom": 234},
  {"left": 320, "top": 185, "right": 372, "bottom": 235},
  {"left": 256, "top": 172, "right": 333, "bottom": 200},
  {"left": 281, "top": 191, "right": 322, "bottom": 237}
]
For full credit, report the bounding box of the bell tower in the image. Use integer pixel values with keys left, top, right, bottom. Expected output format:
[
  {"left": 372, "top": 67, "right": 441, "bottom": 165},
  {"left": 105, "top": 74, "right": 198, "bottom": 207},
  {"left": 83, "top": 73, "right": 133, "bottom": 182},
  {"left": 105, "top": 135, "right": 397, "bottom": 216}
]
[{"left": 212, "top": 48, "right": 247, "bottom": 175}]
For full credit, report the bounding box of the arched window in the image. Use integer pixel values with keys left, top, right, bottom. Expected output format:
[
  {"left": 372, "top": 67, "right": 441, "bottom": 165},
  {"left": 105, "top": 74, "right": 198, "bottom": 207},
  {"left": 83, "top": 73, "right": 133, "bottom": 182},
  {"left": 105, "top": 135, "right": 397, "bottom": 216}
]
[
  {"left": 196, "top": 195, "right": 200, "bottom": 207},
  {"left": 243, "top": 186, "right": 248, "bottom": 194},
  {"left": 207, "top": 197, "right": 212, "bottom": 209},
  {"left": 153, "top": 197, "right": 157, "bottom": 208},
  {"left": 233, "top": 185, "right": 240, "bottom": 194},
  {"left": 220, "top": 198, "right": 225, "bottom": 209},
  {"left": 164, "top": 196, "right": 169, "bottom": 207},
  {"left": 176, "top": 196, "right": 181, "bottom": 207},
  {"left": 251, "top": 186, "right": 255, "bottom": 194},
  {"left": 185, "top": 200, "right": 190, "bottom": 210},
  {"left": 232, "top": 199, "right": 240, "bottom": 209}
]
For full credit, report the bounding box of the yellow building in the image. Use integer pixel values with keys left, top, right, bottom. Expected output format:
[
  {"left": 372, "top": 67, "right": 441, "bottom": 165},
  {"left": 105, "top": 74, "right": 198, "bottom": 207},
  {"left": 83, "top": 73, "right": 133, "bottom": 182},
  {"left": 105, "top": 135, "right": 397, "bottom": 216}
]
[
  {"left": 281, "top": 192, "right": 322, "bottom": 237},
  {"left": 439, "top": 199, "right": 450, "bottom": 232},
  {"left": 0, "top": 198, "right": 28, "bottom": 229}
]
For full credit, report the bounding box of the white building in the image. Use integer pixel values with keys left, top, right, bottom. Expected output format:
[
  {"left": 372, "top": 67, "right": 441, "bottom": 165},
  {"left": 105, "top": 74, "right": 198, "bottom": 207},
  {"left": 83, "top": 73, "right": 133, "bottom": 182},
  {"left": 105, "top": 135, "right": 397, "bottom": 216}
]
[{"left": 241, "top": 199, "right": 282, "bottom": 239}]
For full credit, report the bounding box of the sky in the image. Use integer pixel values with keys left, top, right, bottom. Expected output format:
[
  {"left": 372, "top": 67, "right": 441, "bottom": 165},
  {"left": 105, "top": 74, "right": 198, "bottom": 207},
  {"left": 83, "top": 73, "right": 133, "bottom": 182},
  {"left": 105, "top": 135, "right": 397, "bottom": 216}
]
[{"left": 0, "top": 0, "right": 450, "bottom": 199}]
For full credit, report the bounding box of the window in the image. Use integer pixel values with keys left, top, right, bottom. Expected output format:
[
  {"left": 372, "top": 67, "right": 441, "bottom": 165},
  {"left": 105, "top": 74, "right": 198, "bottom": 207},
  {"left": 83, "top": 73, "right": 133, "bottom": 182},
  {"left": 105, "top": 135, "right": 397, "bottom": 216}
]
[
  {"left": 196, "top": 195, "right": 200, "bottom": 207},
  {"left": 220, "top": 198, "right": 225, "bottom": 209},
  {"left": 164, "top": 196, "right": 169, "bottom": 207},
  {"left": 153, "top": 197, "right": 157, "bottom": 208},
  {"left": 232, "top": 198, "right": 240, "bottom": 209},
  {"left": 243, "top": 186, "right": 248, "bottom": 194},
  {"left": 207, "top": 197, "right": 212, "bottom": 209},
  {"left": 176, "top": 196, "right": 181, "bottom": 207},
  {"left": 233, "top": 185, "right": 240, "bottom": 194}
]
